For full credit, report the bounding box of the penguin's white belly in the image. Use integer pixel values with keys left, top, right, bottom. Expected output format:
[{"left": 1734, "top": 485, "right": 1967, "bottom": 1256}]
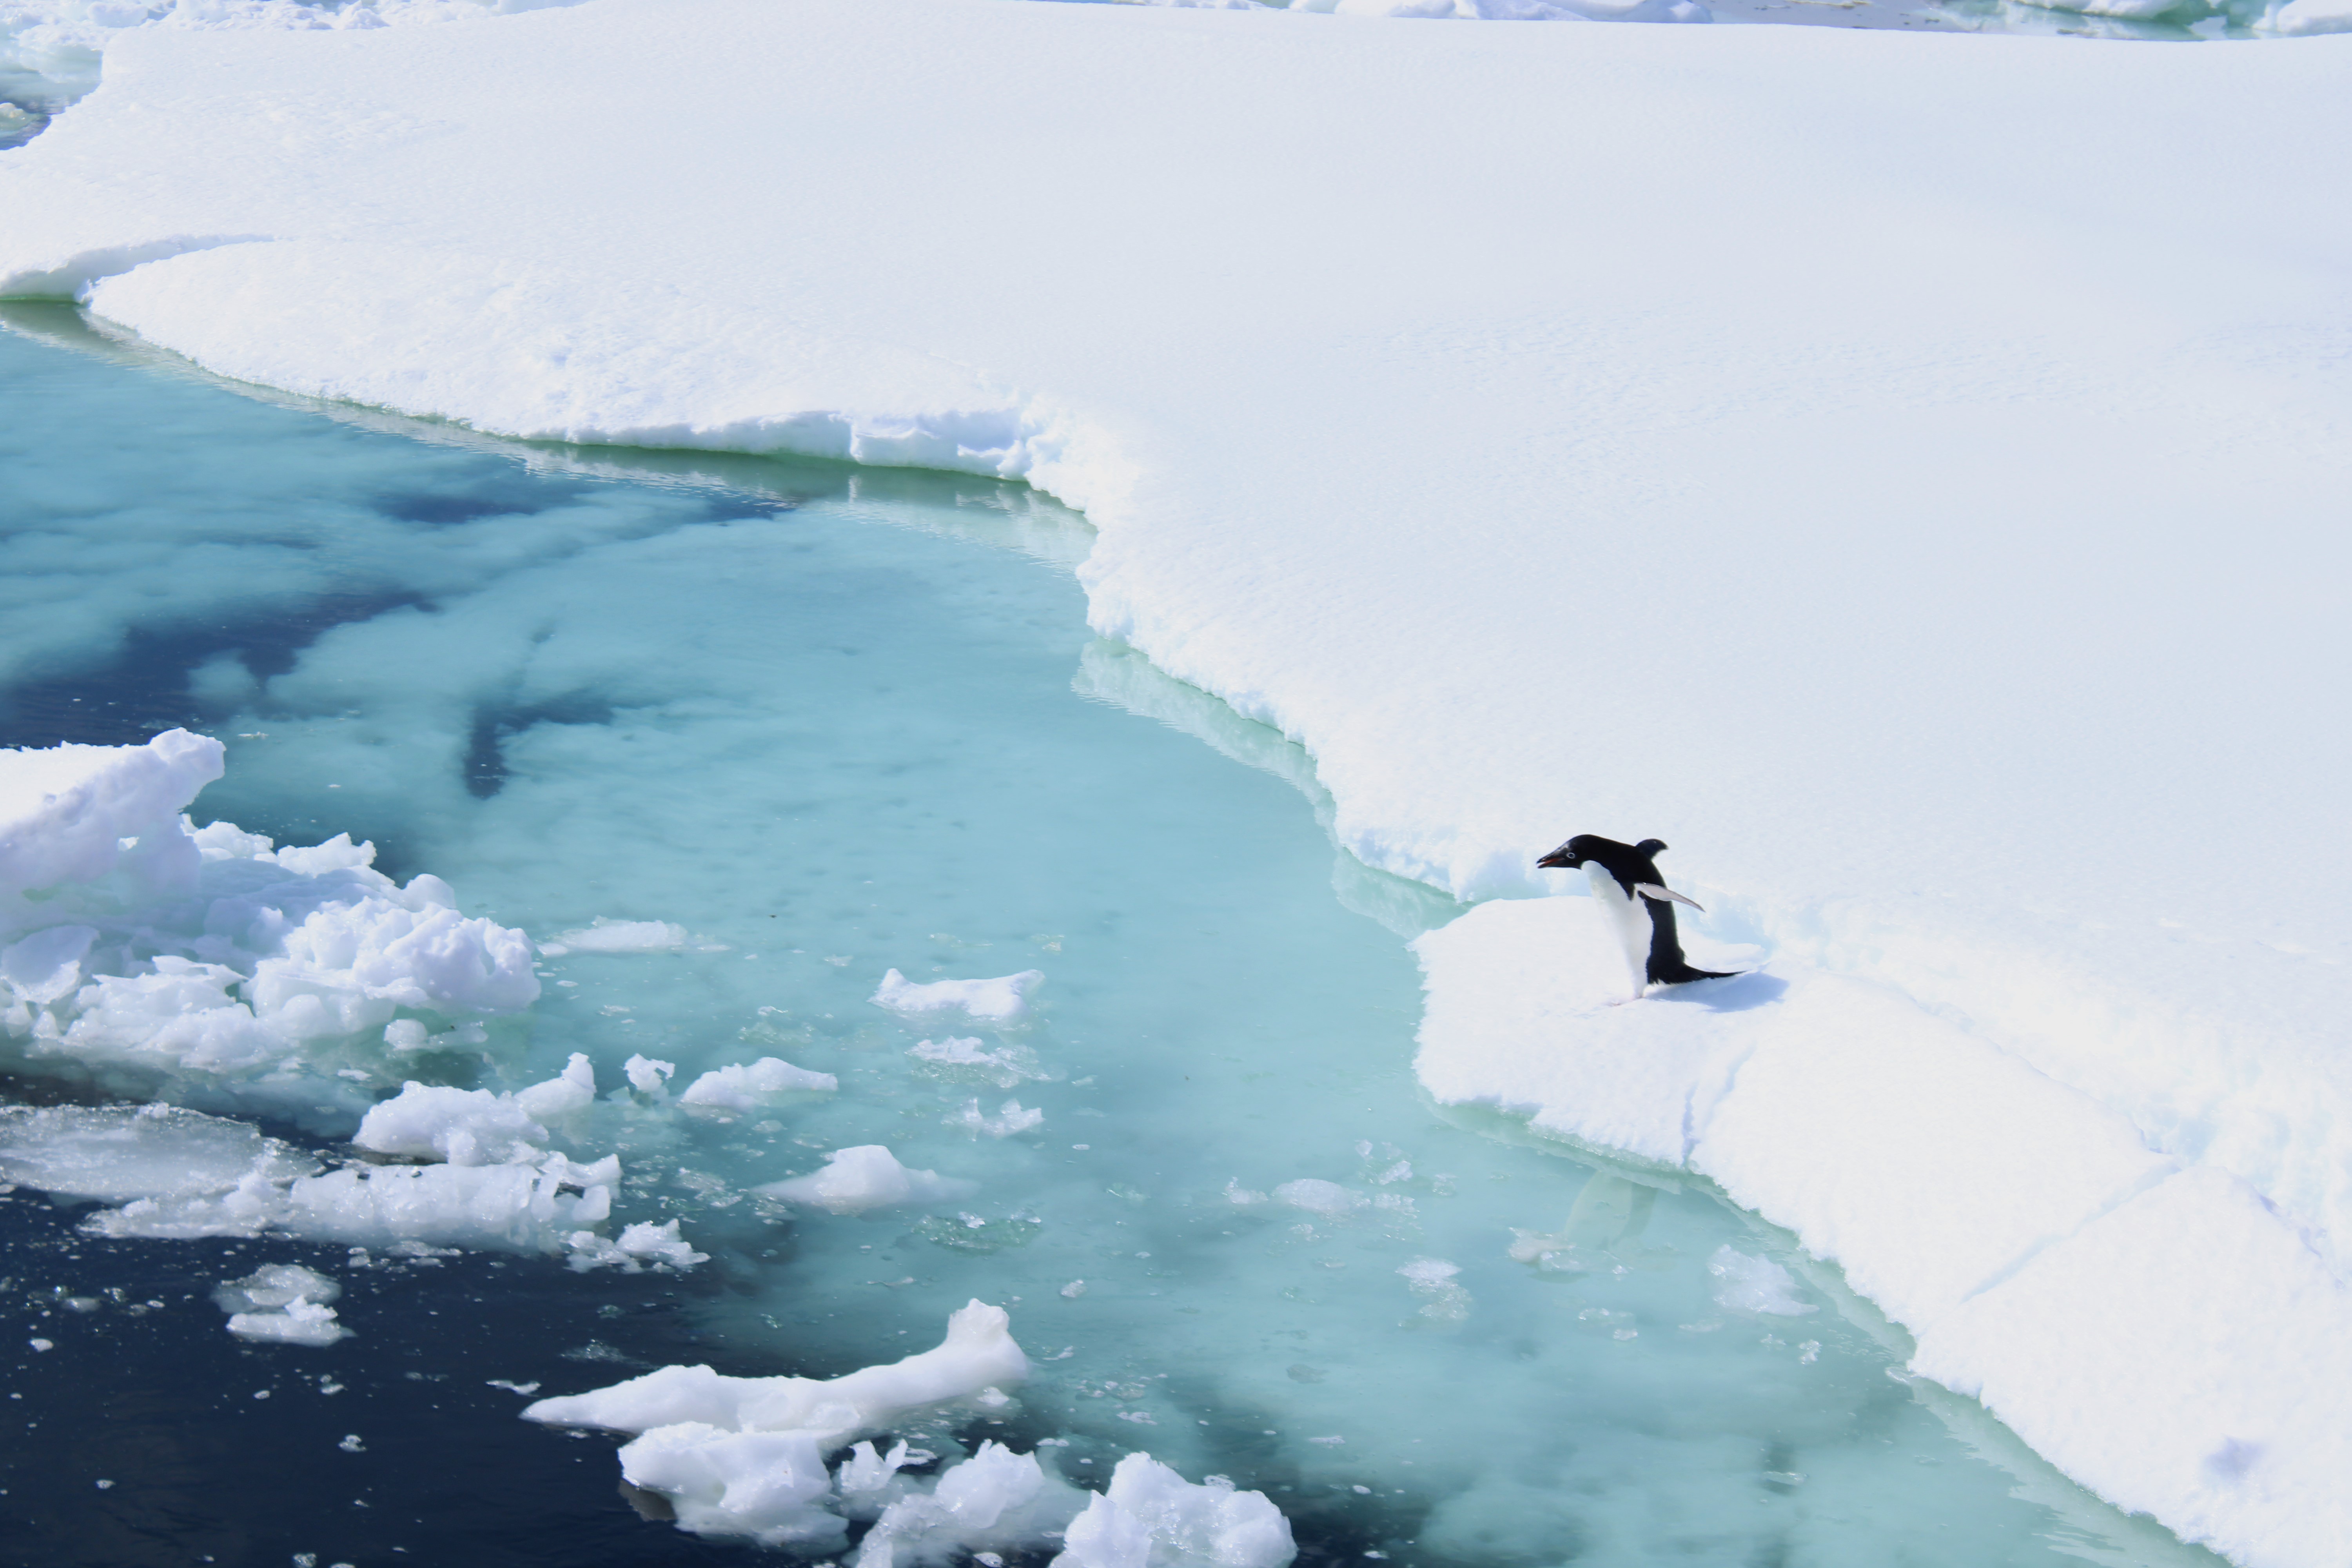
[{"left": 1584, "top": 865, "right": 1651, "bottom": 995}]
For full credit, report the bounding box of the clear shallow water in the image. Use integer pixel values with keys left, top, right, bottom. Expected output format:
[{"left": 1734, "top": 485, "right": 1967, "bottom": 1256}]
[{"left": 0, "top": 305, "right": 2215, "bottom": 1567}]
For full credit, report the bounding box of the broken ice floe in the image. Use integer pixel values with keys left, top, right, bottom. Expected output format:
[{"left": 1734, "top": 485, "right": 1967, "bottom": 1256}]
[
  {"left": 524, "top": 1302, "right": 1295, "bottom": 1564},
  {"left": 872, "top": 969, "right": 1044, "bottom": 1026},
  {"left": 0, "top": 731, "right": 537, "bottom": 1107},
  {"left": 758, "top": 1145, "right": 977, "bottom": 1216},
  {"left": 214, "top": 1262, "right": 349, "bottom": 1345}
]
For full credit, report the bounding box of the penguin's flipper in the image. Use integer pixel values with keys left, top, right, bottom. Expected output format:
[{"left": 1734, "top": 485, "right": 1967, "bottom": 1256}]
[{"left": 1634, "top": 883, "right": 1705, "bottom": 913}]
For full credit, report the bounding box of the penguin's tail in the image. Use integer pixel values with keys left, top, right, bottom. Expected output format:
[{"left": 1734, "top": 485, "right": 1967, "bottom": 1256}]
[{"left": 1649, "top": 960, "right": 1737, "bottom": 986}]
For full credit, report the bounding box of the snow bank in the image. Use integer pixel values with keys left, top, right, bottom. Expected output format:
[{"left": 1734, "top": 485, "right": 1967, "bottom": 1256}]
[
  {"left": 757, "top": 1144, "right": 976, "bottom": 1215},
  {"left": 0, "top": 733, "right": 538, "bottom": 1103},
  {"left": 4, "top": 4, "right": 2349, "bottom": 1559},
  {"left": 872, "top": 969, "right": 1044, "bottom": 1026}
]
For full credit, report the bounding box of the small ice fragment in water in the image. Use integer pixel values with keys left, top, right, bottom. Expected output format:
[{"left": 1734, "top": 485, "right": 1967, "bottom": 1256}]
[
  {"left": 945, "top": 1098, "right": 1043, "bottom": 1139},
  {"left": 487, "top": 1380, "right": 541, "bottom": 1396},
  {"left": 1706, "top": 1246, "right": 1818, "bottom": 1317},
  {"left": 872, "top": 969, "right": 1044, "bottom": 1025},
  {"left": 1274, "top": 1180, "right": 1362, "bottom": 1216},
  {"left": 677, "top": 1057, "right": 837, "bottom": 1108},
  {"left": 215, "top": 1264, "right": 350, "bottom": 1345},
  {"left": 624, "top": 1056, "right": 676, "bottom": 1095},
  {"left": 27, "top": 1339, "right": 51, "bottom": 1351},
  {"left": 1060, "top": 1281, "right": 1086, "bottom": 1298},
  {"left": 566, "top": 1220, "right": 708, "bottom": 1273},
  {"left": 544, "top": 918, "right": 688, "bottom": 955},
  {"left": 339, "top": 1434, "right": 365, "bottom": 1452},
  {"left": 1224, "top": 1179, "right": 1267, "bottom": 1205},
  {"left": 759, "top": 1146, "right": 977, "bottom": 1216}
]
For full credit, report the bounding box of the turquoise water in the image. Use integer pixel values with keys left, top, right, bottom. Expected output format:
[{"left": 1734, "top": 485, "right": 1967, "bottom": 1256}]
[{"left": 0, "top": 305, "right": 2213, "bottom": 1566}]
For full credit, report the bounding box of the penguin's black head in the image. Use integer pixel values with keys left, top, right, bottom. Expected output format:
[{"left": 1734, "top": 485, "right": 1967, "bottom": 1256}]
[{"left": 1537, "top": 833, "right": 1608, "bottom": 870}]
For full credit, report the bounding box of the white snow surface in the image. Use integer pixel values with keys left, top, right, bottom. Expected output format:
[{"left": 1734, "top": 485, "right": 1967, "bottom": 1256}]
[{"left": 3, "top": 5, "right": 2349, "bottom": 1561}]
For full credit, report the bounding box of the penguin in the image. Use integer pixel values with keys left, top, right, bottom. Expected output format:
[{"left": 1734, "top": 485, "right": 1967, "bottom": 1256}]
[{"left": 1536, "top": 834, "right": 1733, "bottom": 1000}]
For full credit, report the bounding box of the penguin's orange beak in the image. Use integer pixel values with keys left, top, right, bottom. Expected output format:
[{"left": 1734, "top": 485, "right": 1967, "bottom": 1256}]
[{"left": 1537, "top": 848, "right": 1577, "bottom": 869}]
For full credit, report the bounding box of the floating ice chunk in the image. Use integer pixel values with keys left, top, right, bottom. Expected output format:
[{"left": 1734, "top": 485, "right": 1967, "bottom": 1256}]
[
  {"left": 215, "top": 1263, "right": 349, "bottom": 1346},
  {"left": 87, "top": 1145, "right": 626, "bottom": 1258},
  {"left": 758, "top": 1145, "right": 976, "bottom": 1215},
  {"left": 858, "top": 1442, "right": 1086, "bottom": 1568},
  {"left": 872, "top": 969, "right": 1043, "bottom": 1025},
  {"left": 678, "top": 1056, "right": 838, "bottom": 1109},
  {"left": 625, "top": 1054, "right": 676, "bottom": 1095},
  {"left": 567, "top": 1219, "right": 710, "bottom": 1273},
  {"left": 541, "top": 918, "right": 689, "bottom": 956},
  {"left": 1223, "top": 1180, "right": 1267, "bottom": 1206},
  {"left": 0, "top": 735, "right": 537, "bottom": 1093},
  {"left": 0, "top": 730, "right": 219, "bottom": 929},
  {"left": 2, "top": 925, "right": 96, "bottom": 1006},
  {"left": 1272, "top": 1179, "right": 1361, "bottom": 1216},
  {"left": 524, "top": 1299, "right": 1029, "bottom": 1445},
  {"left": 1052, "top": 1453, "right": 1295, "bottom": 1568},
  {"left": 0, "top": 1103, "right": 318, "bottom": 1201},
  {"left": 836, "top": 1437, "right": 916, "bottom": 1514},
  {"left": 514, "top": 1053, "right": 598, "bottom": 1121},
  {"left": 227, "top": 1296, "right": 350, "bottom": 1347},
  {"left": 1706, "top": 1246, "right": 1817, "bottom": 1318},
  {"left": 945, "top": 1098, "right": 1044, "bottom": 1140},
  {"left": 354, "top": 1081, "right": 549, "bottom": 1167},
  {"left": 621, "top": 1421, "right": 843, "bottom": 1546},
  {"left": 907, "top": 1036, "right": 1049, "bottom": 1089},
  {"left": 214, "top": 1261, "right": 341, "bottom": 1313}
]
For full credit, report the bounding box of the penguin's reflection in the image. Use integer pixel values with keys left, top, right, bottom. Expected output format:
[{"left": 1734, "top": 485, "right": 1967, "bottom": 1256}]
[{"left": 1509, "top": 1171, "right": 1677, "bottom": 1274}]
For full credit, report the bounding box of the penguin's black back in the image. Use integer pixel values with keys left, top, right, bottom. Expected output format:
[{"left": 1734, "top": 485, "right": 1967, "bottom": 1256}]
[{"left": 1565, "top": 835, "right": 1731, "bottom": 985}]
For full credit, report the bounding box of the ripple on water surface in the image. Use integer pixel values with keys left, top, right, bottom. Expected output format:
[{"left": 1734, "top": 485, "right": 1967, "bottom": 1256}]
[{"left": 0, "top": 305, "right": 2215, "bottom": 1568}]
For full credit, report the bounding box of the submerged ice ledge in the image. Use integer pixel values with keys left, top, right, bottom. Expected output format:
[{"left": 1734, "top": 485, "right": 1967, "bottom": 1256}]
[{"left": 1414, "top": 900, "right": 2352, "bottom": 1567}]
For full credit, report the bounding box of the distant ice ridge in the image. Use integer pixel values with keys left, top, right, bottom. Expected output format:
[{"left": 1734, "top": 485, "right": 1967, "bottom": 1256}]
[
  {"left": 0, "top": 731, "right": 537, "bottom": 1113},
  {"left": 524, "top": 1301, "right": 1296, "bottom": 1564}
]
